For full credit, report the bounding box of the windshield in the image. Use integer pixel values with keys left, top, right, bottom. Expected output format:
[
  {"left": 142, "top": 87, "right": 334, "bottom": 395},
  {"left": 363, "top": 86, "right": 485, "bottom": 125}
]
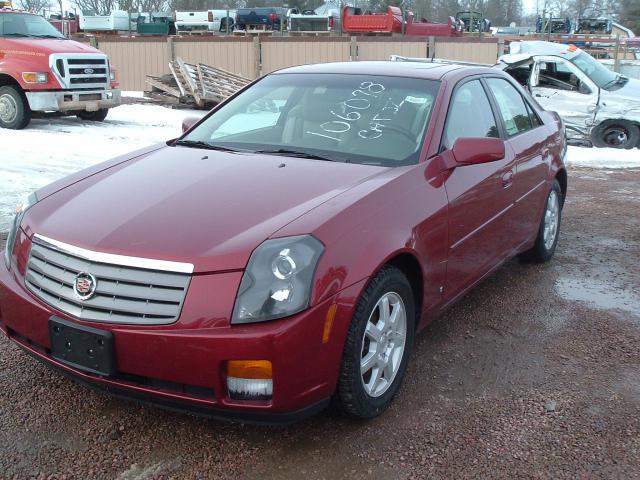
[
  {"left": 0, "top": 12, "right": 65, "bottom": 38},
  {"left": 183, "top": 73, "right": 440, "bottom": 166},
  {"left": 571, "top": 51, "right": 617, "bottom": 89}
]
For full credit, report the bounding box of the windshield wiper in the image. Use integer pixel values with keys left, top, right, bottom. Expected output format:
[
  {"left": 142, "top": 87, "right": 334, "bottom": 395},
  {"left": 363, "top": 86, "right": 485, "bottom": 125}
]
[
  {"left": 174, "top": 139, "right": 240, "bottom": 152},
  {"left": 2, "top": 33, "right": 31, "bottom": 37},
  {"left": 253, "top": 148, "right": 337, "bottom": 162},
  {"left": 32, "top": 34, "right": 66, "bottom": 39}
]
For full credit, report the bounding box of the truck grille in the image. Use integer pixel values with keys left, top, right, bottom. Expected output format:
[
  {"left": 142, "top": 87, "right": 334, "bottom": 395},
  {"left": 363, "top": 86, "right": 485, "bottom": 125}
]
[
  {"left": 25, "top": 235, "right": 192, "bottom": 325},
  {"left": 50, "top": 54, "right": 110, "bottom": 90}
]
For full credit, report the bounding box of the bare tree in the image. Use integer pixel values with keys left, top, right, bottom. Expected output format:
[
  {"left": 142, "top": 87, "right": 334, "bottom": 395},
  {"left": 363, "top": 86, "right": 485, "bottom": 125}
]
[
  {"left": 15, "top": 0, "right": 52, "bottom": 14},
  {"left": 72, "top": 0, "right": 115, "bottom": 15}
]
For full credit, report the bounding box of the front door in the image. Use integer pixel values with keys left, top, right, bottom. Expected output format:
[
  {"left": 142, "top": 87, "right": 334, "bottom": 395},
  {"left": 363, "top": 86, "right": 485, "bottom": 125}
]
[
  {"left": 440, "top": 79, "right": 518, "bottom": 303},
  {"left": 530, "top": 55, "right": 599, "bottom": 138}
]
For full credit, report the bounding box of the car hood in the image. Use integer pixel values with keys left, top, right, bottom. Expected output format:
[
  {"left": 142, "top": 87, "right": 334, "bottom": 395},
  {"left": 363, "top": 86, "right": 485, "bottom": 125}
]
[
  {"left": 599, "top": 77, "right": 640, "bottom": 120},
  {"left": 2, "top": 37, "right": 103, "bottom": 55},
  {"left": 24, "top": 146, "right": 386, "bottom": 273}
]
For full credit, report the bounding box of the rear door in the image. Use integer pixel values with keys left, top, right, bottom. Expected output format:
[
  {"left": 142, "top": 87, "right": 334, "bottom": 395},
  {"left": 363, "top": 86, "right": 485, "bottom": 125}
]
[
  {"left": 484, "top": 77, "right": 552, "bottom": 247},
  {"left": 440, "top": 78, "right": 518, "bottom": 303}
]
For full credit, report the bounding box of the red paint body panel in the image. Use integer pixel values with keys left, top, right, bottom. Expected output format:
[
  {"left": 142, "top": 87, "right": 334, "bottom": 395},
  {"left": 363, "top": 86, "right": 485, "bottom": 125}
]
[
  {"left": 341, "top": 6, "right": 403, "bottom": 33},
  {"left": 0, "top": 61, "right": 567, "bottom": 420},
  {"left": 405, "top": 14, "right": 463, "bottom": 37}
]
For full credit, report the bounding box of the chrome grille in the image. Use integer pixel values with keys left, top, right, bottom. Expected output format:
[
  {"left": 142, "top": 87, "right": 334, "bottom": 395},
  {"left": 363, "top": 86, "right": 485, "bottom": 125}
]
[
  {"left": 50, "top": 53, "right": 109, "bottom": 90},
  {"left": 25, "top": 235, "right": 192, "bottom": 325}
]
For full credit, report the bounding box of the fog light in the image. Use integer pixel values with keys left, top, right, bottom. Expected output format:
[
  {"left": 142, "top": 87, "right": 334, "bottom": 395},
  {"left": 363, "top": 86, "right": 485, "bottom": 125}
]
[{"left": 227, "top": 360, "right": 273, "bottom": 401}]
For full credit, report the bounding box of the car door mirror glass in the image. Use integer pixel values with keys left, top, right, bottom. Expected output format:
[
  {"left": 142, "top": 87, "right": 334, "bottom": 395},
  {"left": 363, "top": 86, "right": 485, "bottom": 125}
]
[{"left": 452, "top": 137, "right": 505, "bottom": 165}]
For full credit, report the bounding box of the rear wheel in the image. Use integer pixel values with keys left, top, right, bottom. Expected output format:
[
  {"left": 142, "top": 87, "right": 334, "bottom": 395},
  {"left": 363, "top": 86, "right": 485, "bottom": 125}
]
[
  {"left": 334, "top": 266, "right": 415, "bottom": 419},
  {"left": 521, "top": 179, "right": 563, "bottom": 263},
  {"left": 0, "top": 85, "right": 31, "bottom": 130},
  {"left": 591, "top": 120, "right": 639, "bottom": 149},
  {"left": 76, "top": 108, "right": 109, "bottom": 122}
]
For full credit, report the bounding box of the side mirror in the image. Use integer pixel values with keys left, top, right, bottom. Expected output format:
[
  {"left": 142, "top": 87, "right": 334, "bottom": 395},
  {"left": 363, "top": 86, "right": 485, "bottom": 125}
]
[
  {"left": 452, "top": 137, "right": 505, "bottom": 165},
  {"left": 182, "top": 116, "right": 201, "bottom": 133}
]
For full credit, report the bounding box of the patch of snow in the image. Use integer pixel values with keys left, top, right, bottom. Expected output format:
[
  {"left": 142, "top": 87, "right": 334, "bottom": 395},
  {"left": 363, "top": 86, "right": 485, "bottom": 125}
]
[
  {"left": 122, "top": 91, "right": 147, "bottom": 99},
  {"left": 0, "top": 104, "right": 203, "bottom": 232},
  {"left": 566, "top": 146, "right": 640, "bottom": 169}
]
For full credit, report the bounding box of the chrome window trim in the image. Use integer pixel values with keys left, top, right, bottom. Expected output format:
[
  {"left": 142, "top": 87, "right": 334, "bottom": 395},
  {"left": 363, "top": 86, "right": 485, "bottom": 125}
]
[{"left": 32, "top": 234, "right": 194, "bottom": 274}]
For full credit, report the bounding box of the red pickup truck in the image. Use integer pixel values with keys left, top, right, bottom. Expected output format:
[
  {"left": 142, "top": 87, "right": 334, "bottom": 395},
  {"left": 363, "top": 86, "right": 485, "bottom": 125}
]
[{"left": 0, "top": 8, "right": 120, "bottom": 129}]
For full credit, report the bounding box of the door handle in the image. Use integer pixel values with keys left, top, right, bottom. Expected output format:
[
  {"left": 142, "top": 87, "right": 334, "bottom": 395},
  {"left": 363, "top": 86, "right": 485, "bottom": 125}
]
[{"left": 501, "top": 170, "right": 514, "bottom": 188}]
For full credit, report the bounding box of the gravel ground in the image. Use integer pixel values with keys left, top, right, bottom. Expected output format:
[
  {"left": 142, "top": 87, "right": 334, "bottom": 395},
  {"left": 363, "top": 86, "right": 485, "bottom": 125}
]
[{"left": 0, "top": 167, "right": 639, "bottom": 480}]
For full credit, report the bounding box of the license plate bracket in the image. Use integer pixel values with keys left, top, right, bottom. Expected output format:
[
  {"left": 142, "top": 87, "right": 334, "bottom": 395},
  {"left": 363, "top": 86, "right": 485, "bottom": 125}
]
[{"left": 49, "top": 317, "right": 116, "bottom": 376}]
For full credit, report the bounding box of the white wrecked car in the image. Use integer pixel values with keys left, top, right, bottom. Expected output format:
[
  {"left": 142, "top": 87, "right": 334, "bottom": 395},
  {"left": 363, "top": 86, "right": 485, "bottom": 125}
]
[{"left": 499, "top": 41, "right": 640, "bottom": 149}]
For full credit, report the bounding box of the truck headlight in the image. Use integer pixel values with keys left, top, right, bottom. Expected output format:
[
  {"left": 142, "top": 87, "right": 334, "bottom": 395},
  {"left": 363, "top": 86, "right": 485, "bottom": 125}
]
[
  {"left": 231, "top": 235, "right": 324, "bottom": 324},
  {"left": 109, "top": 70, "right": 117, "bottom": 81},
  {"left": 4, "top": 193, "right": 37, "bottom": 270},
  {"left": 21, "top": 72, "right": 48, "bottom": 84}
]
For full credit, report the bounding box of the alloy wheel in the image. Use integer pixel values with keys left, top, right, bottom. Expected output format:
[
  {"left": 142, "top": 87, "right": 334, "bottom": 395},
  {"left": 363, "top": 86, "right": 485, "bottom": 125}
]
[
  {"left": 360, "top": 292, "right": 407, "bottom": 398},
  {"left": 543, "top": 190, "right": 559, "bottom": 250}
]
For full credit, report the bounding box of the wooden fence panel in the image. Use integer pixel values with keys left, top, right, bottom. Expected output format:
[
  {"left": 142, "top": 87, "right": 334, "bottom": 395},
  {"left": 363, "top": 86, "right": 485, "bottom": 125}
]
[
  {"left": 357, "top": 39, "right": 427, "bottom": 61},
  {"left": 260, "top": 38, "right": 350, "bottom": 75},
  {"left": 174, "top": 38, "right": 256, "bottom": 79},
  {"left": 434, "top": 38, "right": 499, "bottom": 64},
  {"left": 98, "top": 39, "right": 168, "bottom": 92}
]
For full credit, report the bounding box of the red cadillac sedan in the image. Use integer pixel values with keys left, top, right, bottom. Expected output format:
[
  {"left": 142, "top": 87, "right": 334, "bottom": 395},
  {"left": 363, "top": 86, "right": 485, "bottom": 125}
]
[{"left": 0, "top": 61, "right": 567, "bottom": 422}]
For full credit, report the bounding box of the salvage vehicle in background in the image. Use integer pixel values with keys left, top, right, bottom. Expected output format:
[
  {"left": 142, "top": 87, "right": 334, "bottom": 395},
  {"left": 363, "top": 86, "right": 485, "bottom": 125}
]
[
  {"left": 1, "top": 60, "right": 566, "bottom": 422},
  {"left": 288, "top": 8, "right": 340, "bottom": 33},
  {"left": 499, "top": 41, "right": 640, "bottom": 148},
  {"left": 234, "top": 7, "right": 296, "bottom": 31},
  {"left": 0, "top": 9, "right": 121, "bottom": 129},
  {"left": 174, "top": 9, "right": 235, "bottom": 33}
]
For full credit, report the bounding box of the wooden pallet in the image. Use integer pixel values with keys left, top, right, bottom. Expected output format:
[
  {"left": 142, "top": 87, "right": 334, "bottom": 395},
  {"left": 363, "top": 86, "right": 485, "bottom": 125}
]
[
  {"left": 146, "top": 57, "right": 251, "bottom": 109},
  {"left": 197, "top": 63, "right": 251, "bottom": 103}
]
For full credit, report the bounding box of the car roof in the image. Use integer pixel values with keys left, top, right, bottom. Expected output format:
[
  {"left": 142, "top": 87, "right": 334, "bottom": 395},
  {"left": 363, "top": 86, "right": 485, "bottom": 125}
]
[
  {"left": 274, "top": 60, "right": 494, "bottom": 80},
  {"left": 509, "top": 40, "right": 581, "bottom": 60}
]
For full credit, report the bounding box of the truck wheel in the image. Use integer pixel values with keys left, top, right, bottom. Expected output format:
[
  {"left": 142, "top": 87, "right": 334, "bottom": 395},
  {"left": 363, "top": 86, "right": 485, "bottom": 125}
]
[
  {"left": 77, "top": 109, "right": 109, "bottom": 122},
  {"left": 591, "top": 120, "right": 639, "bottom": 149},
  {"left": 334, "top": 266, "right": 415, "bottom": 419},
  {"left": 0, "top": 86, "right": 31, "bottom": 130}
]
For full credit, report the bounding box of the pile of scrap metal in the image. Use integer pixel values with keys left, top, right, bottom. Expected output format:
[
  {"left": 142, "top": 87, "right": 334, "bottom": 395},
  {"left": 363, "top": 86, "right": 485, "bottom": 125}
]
[{"left": 145, "top": 58, "right": 250, "bottom": 108}]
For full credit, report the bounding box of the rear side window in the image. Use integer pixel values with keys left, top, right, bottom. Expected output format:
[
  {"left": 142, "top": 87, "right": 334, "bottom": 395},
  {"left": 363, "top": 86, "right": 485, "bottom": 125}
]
[
  {"left": 443, "top": 80, "right": 499, "bottom": 150},
  {"left": 486, "top": 78, "right": 532, "bottom": 136}
]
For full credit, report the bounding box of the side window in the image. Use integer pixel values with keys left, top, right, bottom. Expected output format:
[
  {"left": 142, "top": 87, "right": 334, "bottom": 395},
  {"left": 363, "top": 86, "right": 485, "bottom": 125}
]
[
  {"left": 525, "top": 102, "right": 542, "bottom": 128},
  {"left": 443, "top": 80, "right": 499, "bottom": 150},
  {"left": 486, "top": 78, "right": 533, "bottom": 136},
  {"left": 538, "top": 60, "right": 584, "bottom": 92}
]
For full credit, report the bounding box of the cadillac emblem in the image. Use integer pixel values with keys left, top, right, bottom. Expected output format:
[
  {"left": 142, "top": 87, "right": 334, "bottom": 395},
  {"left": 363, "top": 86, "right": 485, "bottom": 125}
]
[{"left": 74, "top": 272, "right": 97, "bottom": 300}]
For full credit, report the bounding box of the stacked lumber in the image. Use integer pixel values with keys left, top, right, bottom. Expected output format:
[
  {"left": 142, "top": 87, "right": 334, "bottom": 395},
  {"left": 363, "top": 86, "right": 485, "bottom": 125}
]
[{"left": 145, "top": 57, "right": 251, "bottom": 108}]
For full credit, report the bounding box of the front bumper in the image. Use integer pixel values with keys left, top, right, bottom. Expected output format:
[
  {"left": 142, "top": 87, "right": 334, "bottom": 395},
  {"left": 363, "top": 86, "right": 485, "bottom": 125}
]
[
  {"left": 0, "top": 232, "right": 365, "bottom": 422},
  {"left": 25, "top": 89, "right": 122, "bottom": 113}
]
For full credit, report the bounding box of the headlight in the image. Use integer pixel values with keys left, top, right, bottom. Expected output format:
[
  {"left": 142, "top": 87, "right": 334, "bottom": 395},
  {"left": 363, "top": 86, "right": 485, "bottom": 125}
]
[
  {"left": 109, "top": 70, "right": 117, "bottom": 81},
  {"left": 21, "top": 72, "right": 48, "bottom": 84},
  {"left": 4, "top": 193, "right": 37, "bottom": 270},
  {"left": 231, "top": 235, "right": 324, "bottom": 324}
]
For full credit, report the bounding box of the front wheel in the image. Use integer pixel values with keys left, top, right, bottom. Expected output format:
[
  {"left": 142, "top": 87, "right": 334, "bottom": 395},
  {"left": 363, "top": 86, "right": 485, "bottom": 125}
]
[
  {"left": 334, "top": 266, "right": 415, "bottom": 419},
  {"left": 0, "top": 85, "right": 31, "bottom": 130},
  {"left": 76, "top": 108, "right": 109, "bottom": 122},
  {"left": 591, "top": 120, "right": 639, "bottom": 149},
  {"left": 521, "top": 179, "right": 563, "bottom": 263}
]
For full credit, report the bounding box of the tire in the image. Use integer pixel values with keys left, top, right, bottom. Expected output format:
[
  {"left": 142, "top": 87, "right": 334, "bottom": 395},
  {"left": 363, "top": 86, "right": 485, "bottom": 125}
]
[
  {"left": 0, "top": 85, "right": 31, "bottom": 130},
  {"left": 334, "top": 265, "right": 415, "bottom": 419},
  {"left": 521, "top": 179, "right": 563, "bottom": 263},
  {"left": 76, "top": 108, "right": 109, "bottom": 122},
  {"left": 591, "top": 120, "right": 640, "bottom": 149}
]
